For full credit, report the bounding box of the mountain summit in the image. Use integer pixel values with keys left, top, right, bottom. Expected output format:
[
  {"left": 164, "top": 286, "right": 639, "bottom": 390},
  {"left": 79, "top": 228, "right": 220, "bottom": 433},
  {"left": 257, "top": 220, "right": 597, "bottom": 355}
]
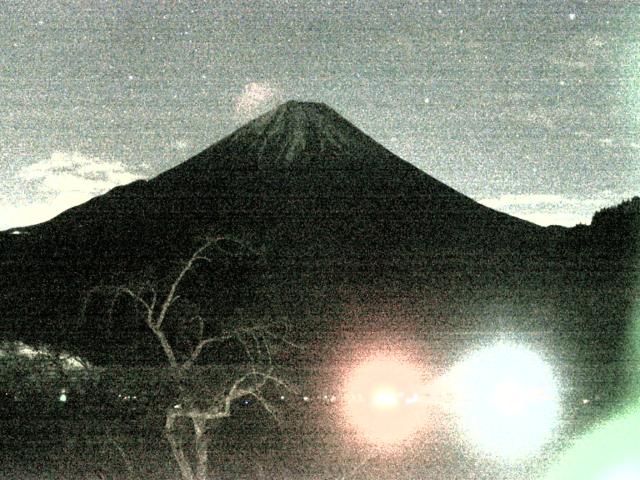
[
  {"left": 159, "top": 100, "right": 439, "bottom": 175},
  {"left": 114, "top": 100, "right": 542, "bottom": 259},
  {"left": 212, "top": 100, "right": 384, "bottom": 168},
  {"left": 225, "top": 101, "right": 363, "bottom": 167}
]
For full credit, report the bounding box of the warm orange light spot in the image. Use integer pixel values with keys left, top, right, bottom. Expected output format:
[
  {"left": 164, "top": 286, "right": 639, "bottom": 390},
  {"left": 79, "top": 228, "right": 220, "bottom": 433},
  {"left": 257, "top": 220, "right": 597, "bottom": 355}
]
[
  {"left": 372, "top": 386, "right": 399, "bottom": 409},
  {"left": 343, "top": 354, "right": 427, "bottom": 446}
]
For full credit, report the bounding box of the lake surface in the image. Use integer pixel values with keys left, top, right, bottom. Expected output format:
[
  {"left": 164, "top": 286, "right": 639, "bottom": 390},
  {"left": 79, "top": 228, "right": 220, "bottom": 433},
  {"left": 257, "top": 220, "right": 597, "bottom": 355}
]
[{"left": 0, "top": 378, "right": 619, "bottom": 480}]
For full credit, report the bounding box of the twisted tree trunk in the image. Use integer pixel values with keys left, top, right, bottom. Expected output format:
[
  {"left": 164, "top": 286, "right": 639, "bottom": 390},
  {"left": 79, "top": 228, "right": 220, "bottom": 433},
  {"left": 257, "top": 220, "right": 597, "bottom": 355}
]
[
  {"left": 166, "top": 410, "right": 195, "bottom": 480},
  {"left": 194, "top": 417, "right": 211, "bottom": 480}
]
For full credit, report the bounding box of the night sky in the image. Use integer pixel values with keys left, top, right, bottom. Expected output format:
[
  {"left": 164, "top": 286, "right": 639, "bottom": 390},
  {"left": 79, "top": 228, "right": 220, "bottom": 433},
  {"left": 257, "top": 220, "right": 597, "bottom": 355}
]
[{"left": 1, "top": 0, "right": 638, "bottom": 229}]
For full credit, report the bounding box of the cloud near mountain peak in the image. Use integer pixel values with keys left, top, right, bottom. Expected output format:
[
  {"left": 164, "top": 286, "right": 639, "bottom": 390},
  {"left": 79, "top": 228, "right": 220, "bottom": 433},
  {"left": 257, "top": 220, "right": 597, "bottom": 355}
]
[
  {"left": 233, "top": 81, "right": 283, "bottom": 122},
  {"left": 1, "top": 152, "right": 144, "bottom": 230}
]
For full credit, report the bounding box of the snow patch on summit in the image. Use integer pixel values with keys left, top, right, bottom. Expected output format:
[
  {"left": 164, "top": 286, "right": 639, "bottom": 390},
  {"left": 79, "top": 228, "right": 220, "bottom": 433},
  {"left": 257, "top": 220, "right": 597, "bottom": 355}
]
[{"left": 226, "top": 101, "right": 373, "bottom": 167}]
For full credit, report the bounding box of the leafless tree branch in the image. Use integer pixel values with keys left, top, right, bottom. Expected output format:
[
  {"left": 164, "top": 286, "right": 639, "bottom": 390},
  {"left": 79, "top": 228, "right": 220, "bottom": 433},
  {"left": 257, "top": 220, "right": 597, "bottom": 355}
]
[
  {"left": 155, "top": 239, "right": 216, "bottom": 329},
  {"left": 84, "top": 236, "right": 296, "bottom": 480},
  {"left": 181, "top": 333, "right": 235, "bottom": 370}
]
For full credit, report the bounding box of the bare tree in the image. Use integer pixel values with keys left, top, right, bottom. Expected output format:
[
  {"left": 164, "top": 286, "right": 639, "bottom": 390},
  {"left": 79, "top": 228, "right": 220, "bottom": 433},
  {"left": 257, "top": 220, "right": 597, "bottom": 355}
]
[{"left": 84, "top": 236, "right": 298, "bottom": 480}]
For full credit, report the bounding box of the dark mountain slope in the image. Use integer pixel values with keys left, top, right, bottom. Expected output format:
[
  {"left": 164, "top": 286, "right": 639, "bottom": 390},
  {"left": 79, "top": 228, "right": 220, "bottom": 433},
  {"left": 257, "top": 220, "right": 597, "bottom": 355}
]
[{"left": 11, "top": 102, "right": 544, "bottom": 261}]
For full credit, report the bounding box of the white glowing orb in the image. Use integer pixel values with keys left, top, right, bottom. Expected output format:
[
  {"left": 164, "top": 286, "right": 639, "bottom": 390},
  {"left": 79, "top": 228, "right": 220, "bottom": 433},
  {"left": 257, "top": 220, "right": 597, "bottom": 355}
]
[
  {"left": 343, "top": 354, "right": 427, "bottom": 446},
  {"left": 451, "top": 344, "right": 560, "bottom": 458}
]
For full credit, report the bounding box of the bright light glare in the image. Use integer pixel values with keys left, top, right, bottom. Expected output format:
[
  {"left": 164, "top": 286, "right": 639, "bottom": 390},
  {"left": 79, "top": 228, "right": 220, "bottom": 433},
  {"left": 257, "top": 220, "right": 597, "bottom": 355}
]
[
  {"left": 343, "top": 354, "right": 427, "bottom": 446},
  {"left": 372, "top": 387, "right": 399, "bottom": 408},
  {"left": 603, "top": 463, "right": 640, "bottom": 480},
  {"left": 450, "top": 344, "right": 559, "bottom": 459}
]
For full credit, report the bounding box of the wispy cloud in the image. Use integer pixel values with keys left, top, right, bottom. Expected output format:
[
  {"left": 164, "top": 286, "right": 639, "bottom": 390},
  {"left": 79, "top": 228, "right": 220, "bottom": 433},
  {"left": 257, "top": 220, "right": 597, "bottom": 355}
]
[
  {"left": 479, "top": 192, "right": 636, "bottom": 227},
  {"left": 548, "top": 55, "right": 593, "bottom": 71},
  {"left": 171, "top": 139, "right": 190, "bottom": 151},
  {"left": 481, "top": 194, "right": 565, "bottom": 209},
  {"left": 598, "top": 137, "right": 614, "bottom": 147},
  {"left": 233, "top": 81, "right": 283, "bottom": 123},
  {"left": 20, "top": 151, "right": 141, "bottom": 188},
  {"left": 1, "top": 151, "right": 144, "bottom": 230},
  {"left": 512, "top": 211, "right": 591, "bottom": 228},
  {"left": 547, "top": 34, "right": 608, "bottom": 72},
  {"left": 509, "top": 104, "right": 576, "bottom": 130},
  {"left": 595, "top": 137, "right": 640, "bottom": 152}
]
